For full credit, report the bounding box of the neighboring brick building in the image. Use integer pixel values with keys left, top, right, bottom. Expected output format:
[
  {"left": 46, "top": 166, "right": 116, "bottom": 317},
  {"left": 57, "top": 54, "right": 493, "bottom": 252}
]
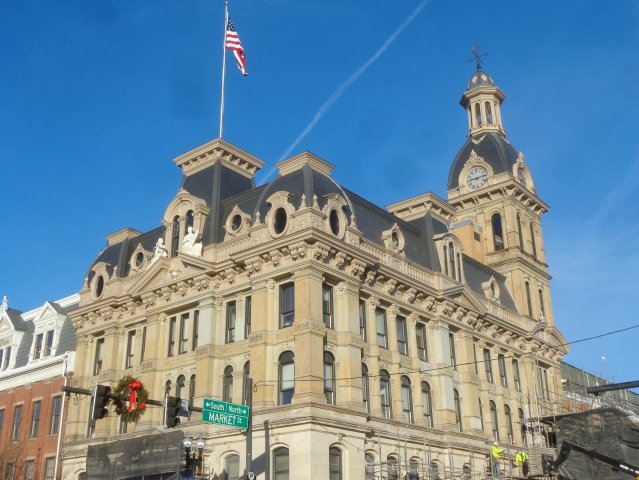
[{"left": 0, "top": 295, "right": 77, "bottom": 480}]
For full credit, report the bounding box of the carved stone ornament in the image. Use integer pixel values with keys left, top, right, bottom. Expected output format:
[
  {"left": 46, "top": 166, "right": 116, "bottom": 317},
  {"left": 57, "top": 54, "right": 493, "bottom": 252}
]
[
  {"left": 381, "top": 223, "right": 405, "bottom": 255},
  {"left": 321, "top": 193, "right": 349, "bottom": 239},
  {"left": 224, "top": 205, "right": 253, "bottom": 239},
  {"left": 182, "top": 227, "right": 203, "bottom": 257},
  {"left": 481, "top": 276, "right": 500, "bottom": 303},
  {"left": 265, "top": 191, "right": 296, "bottom": 239}
]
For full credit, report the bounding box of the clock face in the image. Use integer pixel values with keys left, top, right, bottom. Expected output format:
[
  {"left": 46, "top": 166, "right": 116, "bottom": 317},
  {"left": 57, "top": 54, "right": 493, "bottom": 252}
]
[
  {"left": 467, "top": 166, "right": 488, "bottom": 189},
  {"left": 517, "top": 167, "right": 527, "bottom": 186}
]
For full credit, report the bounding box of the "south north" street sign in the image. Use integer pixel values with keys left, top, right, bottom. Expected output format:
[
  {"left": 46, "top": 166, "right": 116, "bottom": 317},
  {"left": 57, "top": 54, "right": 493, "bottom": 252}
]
[{"left": 202, "top": 398, "right": 250, "bottom": 429}]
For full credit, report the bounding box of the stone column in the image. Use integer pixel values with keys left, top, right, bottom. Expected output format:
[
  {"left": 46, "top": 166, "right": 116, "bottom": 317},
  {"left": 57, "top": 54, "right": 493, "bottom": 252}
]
[
  {"left": 366, "top": 297, "right": 383, "bottom": 417},
  {"left": 429, "top": 319, "right": 457, "bottom": 430},
  {"left": 251, "top": 279, "right": 276, "bottom": 408},
  {"left": 194, "top": 298, "right": 216, "bottom": 404},
  {"left": 291, "top": 269, "right": 326, "bottom": 404}
]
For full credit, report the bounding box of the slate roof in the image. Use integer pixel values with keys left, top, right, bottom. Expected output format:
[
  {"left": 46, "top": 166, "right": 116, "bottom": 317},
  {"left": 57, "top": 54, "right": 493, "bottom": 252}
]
[
  {"left": 467, "top": 68, "right": 495, "bottom": 90},
  {"left": 448, "top": 131, "right": 519, "bottom": 190}
]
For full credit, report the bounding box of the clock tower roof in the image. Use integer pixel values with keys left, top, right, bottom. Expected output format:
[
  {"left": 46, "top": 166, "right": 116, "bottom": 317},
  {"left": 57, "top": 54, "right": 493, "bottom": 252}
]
[{"left": 447, "top": 131, "right": 519, "bottom": 190}]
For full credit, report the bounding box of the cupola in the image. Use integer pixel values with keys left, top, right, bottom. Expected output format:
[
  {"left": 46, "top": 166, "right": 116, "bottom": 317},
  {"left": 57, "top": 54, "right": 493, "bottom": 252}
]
[{"left": 460, "top": 58, "right": 506, "bottom": 137}]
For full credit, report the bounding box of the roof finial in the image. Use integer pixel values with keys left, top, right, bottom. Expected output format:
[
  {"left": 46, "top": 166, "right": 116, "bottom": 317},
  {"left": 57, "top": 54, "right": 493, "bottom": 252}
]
[
  {"left": 1, "top": 296, "right": 7, "bottom": 314},
  {"left": 468, "top": 44, "right": 488, "bottom": 71}
]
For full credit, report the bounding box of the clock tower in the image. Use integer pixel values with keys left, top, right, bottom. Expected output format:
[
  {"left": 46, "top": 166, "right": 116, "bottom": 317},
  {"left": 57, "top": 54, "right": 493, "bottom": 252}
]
[{"left": 446, "top": 64, "right": 554, "bottom": 327}]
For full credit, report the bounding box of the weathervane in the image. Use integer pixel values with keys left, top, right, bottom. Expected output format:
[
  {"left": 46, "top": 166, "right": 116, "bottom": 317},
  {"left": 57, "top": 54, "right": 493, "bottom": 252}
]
[{"left": 468, "top": 44, "right": 488, "bottom": 70}]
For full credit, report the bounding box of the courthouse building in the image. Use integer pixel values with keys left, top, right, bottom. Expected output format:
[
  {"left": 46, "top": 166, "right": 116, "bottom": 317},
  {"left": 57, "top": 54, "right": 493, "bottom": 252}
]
[{"left": 62, "top": 65, "right": 568, "bottom": 479}]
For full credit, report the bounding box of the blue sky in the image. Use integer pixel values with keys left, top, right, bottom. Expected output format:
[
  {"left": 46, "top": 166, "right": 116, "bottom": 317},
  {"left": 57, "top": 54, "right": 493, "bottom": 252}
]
[{"left": 1, "top": 1, "right": 638, "bottom": 387}]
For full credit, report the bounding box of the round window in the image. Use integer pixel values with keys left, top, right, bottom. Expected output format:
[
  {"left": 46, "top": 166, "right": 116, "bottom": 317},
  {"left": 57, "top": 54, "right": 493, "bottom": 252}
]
[
  {"left": 329, "top": 210, "right": 340, "bottom": 236},
  {"left": 391, "top": 232, "right": 400, "bottom": 248},
  {"left": 231, "top": 214, "right": 243, "bottom": 232},
  {"left": 95, "top": 275, "right": 104, "bottom": 298},
  {"left": 273, "top": 208, "right": 288, "bottom": 235},
  {"left": 135, "top": 252, "right": 144, "bottom": 267}
]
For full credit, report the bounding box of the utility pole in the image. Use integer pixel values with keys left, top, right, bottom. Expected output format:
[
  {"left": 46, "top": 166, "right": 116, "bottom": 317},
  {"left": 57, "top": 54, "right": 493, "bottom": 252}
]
[{"left": 245, "top": 377, "right": 253, "bottom": 480}]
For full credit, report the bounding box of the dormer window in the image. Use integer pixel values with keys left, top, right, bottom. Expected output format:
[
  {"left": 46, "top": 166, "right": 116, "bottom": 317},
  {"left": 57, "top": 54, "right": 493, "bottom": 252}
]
[
  {"left": 0, "top": 346, "right": 11, "bottom": 370},
  {"left": 33, "top": 330, "right": 54, "bottom": 360},
  {"left": 171, "top": 216, "right": 180, "bottom": 257},
  {"left": 442, "top": 240, "right": 463, "bottom": 282}
]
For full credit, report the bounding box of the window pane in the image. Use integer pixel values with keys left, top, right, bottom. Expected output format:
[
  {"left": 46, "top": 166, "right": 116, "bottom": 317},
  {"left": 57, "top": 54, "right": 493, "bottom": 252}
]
[
  {"left": 359, "top": 301, "right": 366, "bottom": 341},
  {"left": 322, "top": 284, "right": 333, "bottom": 328},
  {"left": 226, "top": 302, "right": 236, "bottom": 343},
  {"left": 396, "top": 316, "right": 407, "bottom": 355},
  {"left": 226, "top": 455, "right": 240, "bottom": 479},
  {"left": 416, "top": 324, "right": 427, "bottom": 361},
  {"left": 244, "top": 296, "right": 252, "bottom": 338},
  {"left": 375, "top": 309, "right": 387, "bottom": 348},
  {"left": 12, "top": 404, "right": 22, "bottom": 441},
  {"left": 280, "top": 283, "right": 295, "bottom": 327},
  {"left": 44, "top": 457, "right": 55, "bottom": 480},
  {"left": 50, "top": 397, "right": 62, "bottom": 434},
  {"left": 45, "top": 330, "right": 54, "bottom": 357}
]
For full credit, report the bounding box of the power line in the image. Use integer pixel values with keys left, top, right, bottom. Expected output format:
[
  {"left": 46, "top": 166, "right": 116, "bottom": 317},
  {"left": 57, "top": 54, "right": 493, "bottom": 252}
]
[{"left": 252, "top": 322, "right": 639, "bottom": 386}]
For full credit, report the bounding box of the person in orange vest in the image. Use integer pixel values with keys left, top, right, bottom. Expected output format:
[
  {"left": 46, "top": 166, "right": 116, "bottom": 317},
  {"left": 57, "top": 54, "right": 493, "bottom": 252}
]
[{"left": 491, "top": 441, "right": 505, "bottom": 477}]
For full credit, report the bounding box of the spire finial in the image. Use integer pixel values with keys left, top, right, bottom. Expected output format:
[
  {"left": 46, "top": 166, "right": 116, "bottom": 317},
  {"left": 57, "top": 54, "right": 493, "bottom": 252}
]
[{"left": 468, "top": 44, "right": 488, "bottom": 70}]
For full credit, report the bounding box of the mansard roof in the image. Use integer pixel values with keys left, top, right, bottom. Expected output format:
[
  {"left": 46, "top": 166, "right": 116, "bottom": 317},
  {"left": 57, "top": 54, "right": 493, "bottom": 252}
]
[
  {"left": 83, "top": 141, "right": 517, "bottom": 309},
  {"left": 448, "top": 131, "right": 520, "bottom": 190}
]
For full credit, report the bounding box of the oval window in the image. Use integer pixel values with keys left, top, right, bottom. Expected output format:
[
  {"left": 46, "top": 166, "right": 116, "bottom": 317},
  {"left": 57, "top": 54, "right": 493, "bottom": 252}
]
[
  {"left": 329, "top": 210, "right": 340, "bottom": 236},
  {"left": 95, "top": 275, "right": 104, "bottom": 297},
  {"left": 231, "top": 214, "right": 243, "bottom": 232},
  {"left": 135, "top": 252, "right": 144, "bottom": 267},
  {"left": 391, "top": 232, "right": 400, "bottom": 248},
  {"left": 274, "top": 208, "right": 288, "bottom": 235}
]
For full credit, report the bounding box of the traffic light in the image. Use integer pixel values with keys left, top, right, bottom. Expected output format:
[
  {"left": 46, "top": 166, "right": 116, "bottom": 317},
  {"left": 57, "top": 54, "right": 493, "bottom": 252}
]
[
  {"left": 91, "top": 384, "right": 111, "bottom": 420},
  {"left": 165, "top": 396, "right": 181, "bottom": 428}
]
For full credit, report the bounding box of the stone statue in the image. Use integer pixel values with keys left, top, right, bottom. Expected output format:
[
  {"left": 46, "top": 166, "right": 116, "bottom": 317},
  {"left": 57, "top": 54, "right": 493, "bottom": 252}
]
[
  {"left": 150, "top": 238, "right": 168, "bottom": 266},
  {"left": 182, "top": 226, "right": 203, "bottom": 257}
]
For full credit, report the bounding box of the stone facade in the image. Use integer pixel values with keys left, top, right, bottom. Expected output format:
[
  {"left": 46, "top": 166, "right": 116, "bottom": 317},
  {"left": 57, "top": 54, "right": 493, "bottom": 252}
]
[{"left": 61, "top": 67, "right": 568, "bottom": 479}]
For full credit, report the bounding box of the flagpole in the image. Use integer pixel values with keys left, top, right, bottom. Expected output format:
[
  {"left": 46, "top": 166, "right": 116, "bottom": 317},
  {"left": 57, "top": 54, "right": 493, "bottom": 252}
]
[{"left": 219, "top": 0, "right": 229, "bottom": 139}]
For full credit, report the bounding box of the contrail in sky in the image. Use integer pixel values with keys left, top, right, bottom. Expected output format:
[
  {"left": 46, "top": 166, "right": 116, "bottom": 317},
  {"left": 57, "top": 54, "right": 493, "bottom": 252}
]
[{"left": 264, "top": 0, "right": 432, "bottom": 181}]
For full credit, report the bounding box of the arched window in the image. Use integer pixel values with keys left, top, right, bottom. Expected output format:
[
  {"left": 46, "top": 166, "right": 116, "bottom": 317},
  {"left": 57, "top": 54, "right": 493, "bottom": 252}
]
[
  {"left": 492, "top": 213, "right": 504, "bottom": 251},
  {"left": 519, "top": 408, "right": 528, "bottom": 447},
  {"left": 225, "top": 454, "right": 239, "bottom": 480},
  {"left": 171, "top": 215, "right": 180, "bottom": 257},
  {"left": 176, "top": 374, "right": 185, "bottom": 400},
  {"left": 324, "top": 352, "right": 336, "bottom": 405},
  {"left": 387, "top": 455, "right": 399, "bottom": 480},
  {"left": 79, "top": 474, "right": 87, "bottom": 480},
  {"left": 400, "top": 376, "right": 413, "bottom": 423},
  {"left": 454, "top": 388, "right": 462, "bottom": 432},
  {"left": 517, "top": 214, "right": 524, "bottom": 249},
  {"left": 448, "top": 243, "right": 455, "bottom": 278},
  {"left": 429, "top": 462, "right": 440, "bottom": 480},
  {"left": 273, "top": 447, "right": 289, "bottom": 480},
  {"left": 188, "top": 375, "right": 196, "bottom": 419},
  {"left": 408, "top": 459, "right": 420, "bottom": 480},
  {"left": 421, "top": 381, "right": 433, "bottom": 427},
  {"left": 380, "top": 370, "right": 392, "bottom": 419},
  {"left": 490, "top": 400, "right": 500, "bottom": 441},
  {"left": 456, "top": 253, "right": 462, "bottom": 281},
  {"left": 538, "top": 288, "right": 546, "bottom": 318},
  {"left": 505, "top": 404, "right": 514, "bottom": 444},
  {"left": 443, "top": 244, "right": 448, "bottom": 276},
  {"left": 223, "top": 366, "right": 233, "bottom": 402},
  {"left": 485, "top": 101, "right": 494, "bottom": 124},
  {"left": 474, "top": 103, "right": 482, "bottom": 126},
  {"left": 185, "top": 210, "right": 194, "bottom": 230},
  {"left": 525, "top": 281, "right": 533, "bottom": 317},
  {"left": 362, "top": 363, "right": 370, "bottom": 413},
  {"left": 279, "top": 351, "right": 295, "bottom": 405},
  {"left": 243, "top": 362, "right": 251, "bottom": 405},
  {"left": 530, "top": 223, "right": 537, "bottom": 258},
  {"left": 462, "top": 464, "right": 472, "bottom": 480},
  {"left": 329, "top": 447, "right": 342, "bottom": 480},
  {"left": 478, "top": 397, "right": 484, "bottom": 431},
  {"left": 365, "top": 453, "right": 376, "bottom": 480}
]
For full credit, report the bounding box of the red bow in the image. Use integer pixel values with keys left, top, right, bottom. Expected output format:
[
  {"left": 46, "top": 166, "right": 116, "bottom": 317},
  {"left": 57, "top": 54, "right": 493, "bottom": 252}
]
[{"left": 128, "top": 379, "right": 143, "bottom": 412}]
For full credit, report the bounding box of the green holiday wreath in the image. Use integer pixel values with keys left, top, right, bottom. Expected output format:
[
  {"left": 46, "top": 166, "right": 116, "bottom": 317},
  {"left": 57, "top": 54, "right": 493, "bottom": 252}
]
[{"left": 112, "top": 375, "right": 149, "bottom": 424}]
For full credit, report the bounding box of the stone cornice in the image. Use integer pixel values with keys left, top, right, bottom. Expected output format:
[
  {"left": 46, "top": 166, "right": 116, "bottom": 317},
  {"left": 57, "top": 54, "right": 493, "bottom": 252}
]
[
  {"left": 173, "top": 138, "right": 264, "bottom": 178},
  {"left": 275, "top": 151, "right": 334, "bottom": 177},
  {"left": 448, "top": 177, "right": 549, "bottom": 215},
  {"left": 386, "top": 192, "right": 455, "bottom": 223}
]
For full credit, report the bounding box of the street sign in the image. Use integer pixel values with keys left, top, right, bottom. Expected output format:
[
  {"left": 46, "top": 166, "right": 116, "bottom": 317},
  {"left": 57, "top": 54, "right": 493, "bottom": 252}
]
[{"left": 202, "top": 398, "right": 250, "bottom": 429}]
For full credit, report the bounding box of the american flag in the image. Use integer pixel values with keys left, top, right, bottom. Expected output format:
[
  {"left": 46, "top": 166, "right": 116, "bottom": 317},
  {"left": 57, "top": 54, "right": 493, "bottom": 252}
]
[{"left": 226, "top": 18, "right": 247, "bottom": 76}]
